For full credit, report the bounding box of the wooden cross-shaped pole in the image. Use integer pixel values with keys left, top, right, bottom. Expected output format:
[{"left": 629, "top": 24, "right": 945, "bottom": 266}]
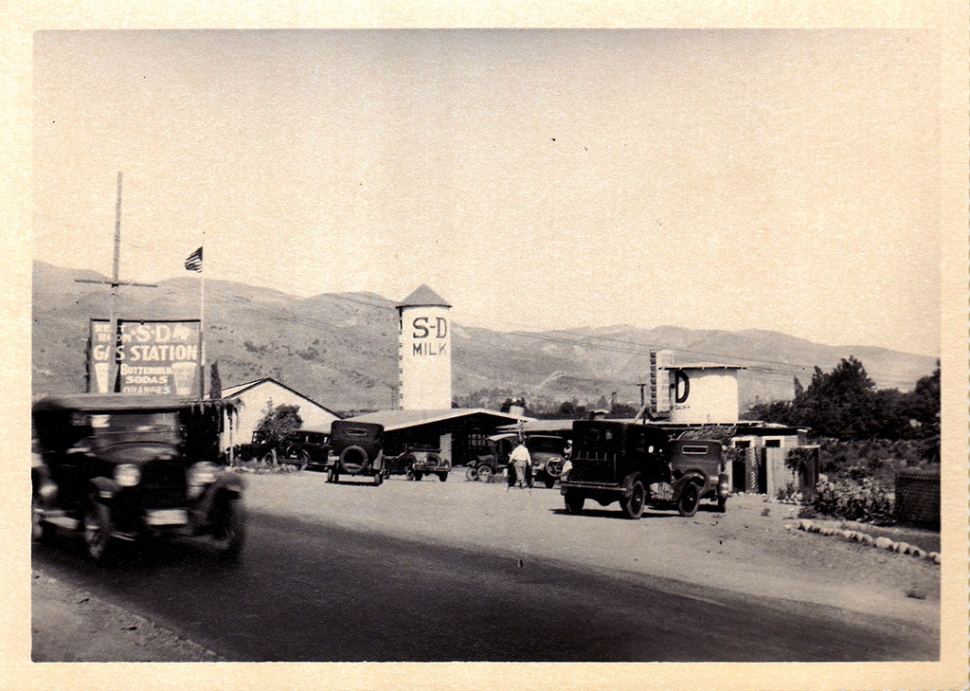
[{"left": 75, "top": 172, "right": 156, "bottom": 393}]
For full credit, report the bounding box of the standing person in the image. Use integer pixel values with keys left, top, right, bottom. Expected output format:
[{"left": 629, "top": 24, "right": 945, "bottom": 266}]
[{"left": 508, "top": 440, "right": 531, "bottom": 490}]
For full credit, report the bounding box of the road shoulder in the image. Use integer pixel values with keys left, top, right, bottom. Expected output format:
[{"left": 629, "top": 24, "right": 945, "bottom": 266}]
[{"left": 31, "top": 569, "right": 221, "bottom": 662}]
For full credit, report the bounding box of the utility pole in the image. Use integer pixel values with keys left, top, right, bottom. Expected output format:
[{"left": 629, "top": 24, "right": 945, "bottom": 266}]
[{"left": 76, "top": 172, "right": 156, "bottom": 393}]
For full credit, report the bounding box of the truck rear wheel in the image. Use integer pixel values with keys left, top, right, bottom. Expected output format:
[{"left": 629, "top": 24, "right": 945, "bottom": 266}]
[
  {"left": 620, "top": 481, "right": 645, "bottom": 520},
  {"left": 564, "top": 490, "right": 585, "bottom": 515}
]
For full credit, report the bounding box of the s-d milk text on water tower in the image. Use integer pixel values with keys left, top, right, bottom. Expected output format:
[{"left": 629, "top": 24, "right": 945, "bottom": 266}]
[{"left": 396, "top": 285, "right": 452, "bottom": 410}]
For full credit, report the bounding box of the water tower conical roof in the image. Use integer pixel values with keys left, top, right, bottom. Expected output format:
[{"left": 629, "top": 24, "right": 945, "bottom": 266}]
[{"left": 396, "top": 285, "right": 451, "bottom": 309}]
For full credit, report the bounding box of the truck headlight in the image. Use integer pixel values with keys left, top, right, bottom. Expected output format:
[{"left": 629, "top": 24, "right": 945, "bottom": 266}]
[
  {"left": 189, "top": 461, "right": 218, "bottom": 486},
  {"left": 115, "top": 463, "right": 141, "bottom": 487}
]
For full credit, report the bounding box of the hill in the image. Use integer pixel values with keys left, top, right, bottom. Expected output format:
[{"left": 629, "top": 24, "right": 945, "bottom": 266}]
[{"left": 31, "top": 261, "right": 938, "bottom": 413}]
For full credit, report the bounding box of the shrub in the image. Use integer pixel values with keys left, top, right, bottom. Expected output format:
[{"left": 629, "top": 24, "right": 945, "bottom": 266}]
[{"left": 811, "top": 478, "right": 894, "bottom": 525}]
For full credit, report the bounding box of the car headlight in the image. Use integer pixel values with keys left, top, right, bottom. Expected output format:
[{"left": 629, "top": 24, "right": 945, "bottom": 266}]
[
  {"left": 188, "top": 461, "right": 219, "bottom": 486},
  {"left": 115, "top": 463, "right": 141, "bottom": 487}
]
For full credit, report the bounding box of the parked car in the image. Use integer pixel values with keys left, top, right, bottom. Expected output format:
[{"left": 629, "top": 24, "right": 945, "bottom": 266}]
[
  {"left": 386, "top": 444, "right": 451, "bottom": 482},
  {"left": 325, "top": 420, "right": 385, "bottom": 485},
  {"left": 469, "top": 433, "right": 517, "bottom": 482},
  {"left": 469, "top": 433, "right": 566, "bottom": 487},
  {"left": 31, "top": 394, "right": 246, "bottom": 563},
  {"left": 277, "top": 429, "right": 331, "bottom": 470},
  {"left": 559, "top": 420, "right": 730, "bottom": 519},
  {"left": 524, "top": 435, "right": 568, "bottom": 488}
]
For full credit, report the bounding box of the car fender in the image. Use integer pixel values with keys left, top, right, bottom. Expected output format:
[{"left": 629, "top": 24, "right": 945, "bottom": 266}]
[
  {"left": 620, "top": 472, "right": 643, "bottom": 496},
  {"left": 673, "top": 471, "right": 707, "bottom": 497},
  {"left": 195, "top": 474, "right": 244, "bottom": 523}
]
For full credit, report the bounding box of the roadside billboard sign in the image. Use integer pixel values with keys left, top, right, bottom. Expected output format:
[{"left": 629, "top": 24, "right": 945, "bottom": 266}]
[{"left": 88, "top": 319, "right": 202, "bottom": 397}]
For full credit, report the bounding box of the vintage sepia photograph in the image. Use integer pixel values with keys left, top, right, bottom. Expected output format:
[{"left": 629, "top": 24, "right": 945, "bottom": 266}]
[{"left": 5, "top": 4, "right": 967, "bottom": 691}]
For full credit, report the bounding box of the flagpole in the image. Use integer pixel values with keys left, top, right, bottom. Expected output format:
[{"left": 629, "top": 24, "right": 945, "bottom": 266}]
[{"left": 199, "top": 231, "right": 206, "bottom": 399}]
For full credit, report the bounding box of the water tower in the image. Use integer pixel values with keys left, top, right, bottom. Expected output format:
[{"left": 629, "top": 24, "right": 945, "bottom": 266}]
[{"left": 396, "top": 285, "right": 452, "bottom": 410}]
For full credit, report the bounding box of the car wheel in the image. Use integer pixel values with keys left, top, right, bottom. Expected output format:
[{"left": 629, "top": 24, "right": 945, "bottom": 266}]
[
  {"left": 413, "top": 471, "right": 424, "bottom": 482},
  {"left": 437, "top": 473, "right": 448, "bottom": 482},
  {"left": 716, "top": 496, "right": 728, "bottom": 513},
  {"left": 621, "top": 481, "right": 645, "bottom": 520},
  {"left": 298, "top": 450, "right": 310, "bottom": 471},
  {"left": 31, "top": 494, "right": 55, "bottom": 544},
  {"left": 212, "top": 499, "right": 245, "bottom": 562},
  {"left": 564, "top": 490, "right": 585, "bottom": 515},
  {"left": 464, "top": 466, "right": 479, "bottom": 481},
  {"left": 83, "top": 502, "right": 113, "bottom": 563},
  {"left": 261, "top": 452, "right": 275, "bottom": 465},
  {"left": 677, "top": 482, "right": 701, "bottom": 517},
  {"left": 476, "top": 465, "right": 493, "bottom": 482},
  {"left": 544, "top": 476, "right": 556, "bottom": 489}
]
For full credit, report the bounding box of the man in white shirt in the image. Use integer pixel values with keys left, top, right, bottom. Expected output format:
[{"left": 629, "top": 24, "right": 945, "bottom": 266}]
[{"left": 508, "top": 441, "right": 531, "bottom": 489}]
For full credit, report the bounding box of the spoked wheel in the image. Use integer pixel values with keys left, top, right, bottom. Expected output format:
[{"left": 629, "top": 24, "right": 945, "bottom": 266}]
[
  {"left": 620, "top": 481, "right": 645, "bottom": 520},
  {"left": 465, "top": 466, "right": 479, "bottom": 481},
  {"left": 677, "top": 482, "right": 701, "bottom": 517},
  {"left": 83, "top": 502, "right": 113, "bottom": 563},
  {"left": 476, "top": 465, "right": 493, "bottom": 482},
  {"left": 211, "top": 499, "right": 245, "bottom": 562},
  {"left": 298, "top": 451, "right": 310, "bottom": 471}
]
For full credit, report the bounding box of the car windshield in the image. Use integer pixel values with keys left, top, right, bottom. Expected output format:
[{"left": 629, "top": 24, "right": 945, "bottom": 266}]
[
  {"left": 527, "top": 437, "right": 565, "bottom": 454},
  {"left": 88, "top": 412, "right": 181, "bottom": 439}
]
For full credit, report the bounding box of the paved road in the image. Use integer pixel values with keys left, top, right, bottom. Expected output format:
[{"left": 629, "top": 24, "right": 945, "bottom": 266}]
[{"left": 32, "top": 475, "right": 937, "bottom": 662}]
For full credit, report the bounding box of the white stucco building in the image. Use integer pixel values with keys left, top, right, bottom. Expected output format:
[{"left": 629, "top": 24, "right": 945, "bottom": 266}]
[{"left": 219, "top": 377, "right": 341, "bottom": 453}]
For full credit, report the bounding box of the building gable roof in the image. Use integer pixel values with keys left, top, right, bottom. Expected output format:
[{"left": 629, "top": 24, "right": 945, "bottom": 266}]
[
  {"left": 396, "top": 285, "right": 451, "bottom": 309},
  {"left": 219, "top": 377, "right": 342, "bottom": 418}
]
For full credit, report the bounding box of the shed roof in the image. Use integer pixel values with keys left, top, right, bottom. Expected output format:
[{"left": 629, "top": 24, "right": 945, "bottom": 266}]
[
  {"left": 346, "top": 408, "right": 531, "bottom": 432},
  {"left": 396, "top": 285, "right": 451, "bottom": 309},
  {"left": 670, "top": 362, "right": 745, "bottom": 371}
]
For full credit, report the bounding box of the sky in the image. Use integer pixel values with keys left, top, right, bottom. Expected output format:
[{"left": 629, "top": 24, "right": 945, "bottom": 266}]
[{"left": 32, "top": 29, "right": 941, "bottom": 356}]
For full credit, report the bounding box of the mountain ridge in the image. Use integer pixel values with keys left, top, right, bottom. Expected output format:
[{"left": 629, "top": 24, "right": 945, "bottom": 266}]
[{"left": 31, "top": 261, "right": 937, "bottom": 412}]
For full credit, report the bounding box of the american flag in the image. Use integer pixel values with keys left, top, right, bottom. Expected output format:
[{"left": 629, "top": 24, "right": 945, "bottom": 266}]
[{"left": 184, "top": 247, "right": 203, "bottom": 273}]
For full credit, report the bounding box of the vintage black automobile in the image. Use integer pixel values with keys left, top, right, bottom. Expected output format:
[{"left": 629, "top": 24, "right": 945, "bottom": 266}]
[
  {"left": 277, "top": 429, "right": 331, "bottom": 470},
  {"left": 324, "top": 420, "right": 385, "bottom": 485},
  {"left": 31, "top": 394, "right": 246, "bottom": 563},
  {"left": 385, "top": 444, "right": 451, "bottom": 482},
  {"left": 559, "top": 419, "right": 730, "bottom": 519},
  {"left": 470, "top": 433, "right": 566, "bottom": 487},
  {"left": 523, "top": 435, "right": 568, "bottom": 488}
]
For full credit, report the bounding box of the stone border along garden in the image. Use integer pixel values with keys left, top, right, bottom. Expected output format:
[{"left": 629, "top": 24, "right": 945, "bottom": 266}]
[{"left": 793, "top": 519, "right": 941, "bottom": 565}]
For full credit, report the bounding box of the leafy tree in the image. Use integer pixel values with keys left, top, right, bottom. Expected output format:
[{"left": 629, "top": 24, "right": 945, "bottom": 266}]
[
  {"left": 255, "top": 401, "right": 303, "bottom": 448},
  {"left": 797, "top": 357, "right": 878, "bottom": 439}
]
